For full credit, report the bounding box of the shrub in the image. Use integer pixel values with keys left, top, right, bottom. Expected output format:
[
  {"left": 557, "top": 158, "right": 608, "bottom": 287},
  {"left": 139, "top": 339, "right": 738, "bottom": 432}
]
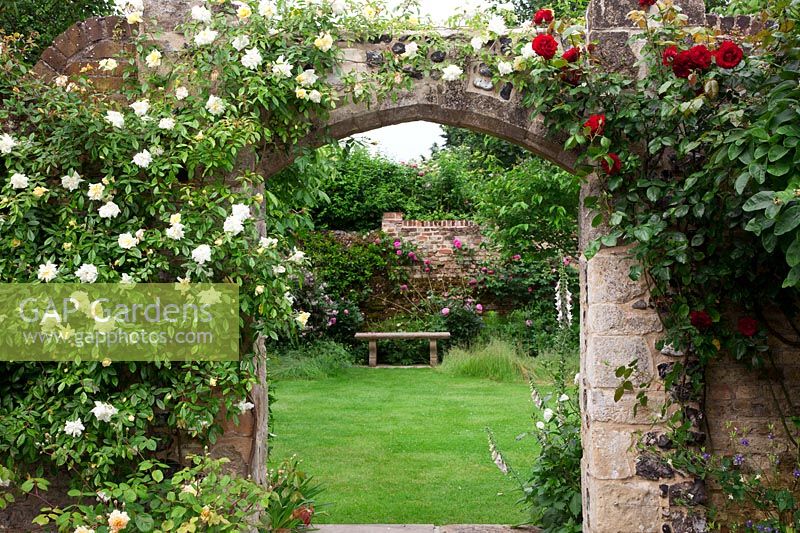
[
  {"left": 438, "top": 338, "right": 533, "bottom": 382},
  {"left": 287, "top": 271, "right": 365, "bottom": 346},
  {"left": 270, "top": 341, "right": 355, "bottom": 380}
]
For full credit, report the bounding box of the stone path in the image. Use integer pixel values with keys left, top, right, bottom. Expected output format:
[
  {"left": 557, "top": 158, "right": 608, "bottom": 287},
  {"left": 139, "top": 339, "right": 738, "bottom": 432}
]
[{"left": 315, "top": 526, "right": 539, "bottom": 533}]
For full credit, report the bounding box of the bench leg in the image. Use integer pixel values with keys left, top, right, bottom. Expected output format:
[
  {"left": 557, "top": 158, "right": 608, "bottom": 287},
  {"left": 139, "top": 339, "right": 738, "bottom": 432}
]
[
  {"left": 368, "top": 340, "right": 377, "bottom": 367},
  {"left": 429, "top": 340, "right": 438, "bottom": 367}
]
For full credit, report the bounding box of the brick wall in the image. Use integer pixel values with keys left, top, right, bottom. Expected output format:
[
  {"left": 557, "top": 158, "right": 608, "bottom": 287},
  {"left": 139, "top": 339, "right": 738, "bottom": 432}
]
[{"left": 380, "top": 212, "right": 494, "bottom": 279}]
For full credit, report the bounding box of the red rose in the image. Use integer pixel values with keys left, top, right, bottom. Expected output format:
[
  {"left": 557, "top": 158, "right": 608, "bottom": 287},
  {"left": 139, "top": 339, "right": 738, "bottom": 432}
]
[
  {"left": 689, "top": 310, "right": 713, "bottom": 330},
  {"left": 737, "top": 317, "right": 758, "bottom": 337},
  {"left": 639, "top": 0, "right": 657, "bottom": 6},
  {"left": 662, "top": 45, "right": 679, "bottom": 66},
  {"left": 560, "top": 68, "right": 582, "bottom": 86},
  {"left": 600, "top": 153, "right": 622, "bottom": 175},
  {"left": 672, "top": 50, "right": 693, "bottom": 78},
  {"left": 687, "top": 45, "right": 712, "bottom": 71},
  {"left": 715, "top": 40, "right": 744, "bottom": 69},
  {"left": 583, "top": 114, "right": 606, "bottom": 136},
  {"left": 562, "top": 47, "right": 581, "bottom": 63},
  {"left": 533, "top": 8, "right": 554, "bottom": 25},
  {"left": 532, "top": 34, "right": 559, "bottom": 60}
]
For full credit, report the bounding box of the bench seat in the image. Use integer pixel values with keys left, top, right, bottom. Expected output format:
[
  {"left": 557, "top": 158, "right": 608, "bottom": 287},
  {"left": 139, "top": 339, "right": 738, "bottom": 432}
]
[{"left": 354, "top": 332, "right": 451, "bottom": 367}]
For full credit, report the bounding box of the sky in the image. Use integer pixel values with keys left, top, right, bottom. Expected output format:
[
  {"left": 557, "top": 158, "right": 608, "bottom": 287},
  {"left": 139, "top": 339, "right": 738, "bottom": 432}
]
[{"left": 350, "top": 0, "right": 495, "bottom": 162}]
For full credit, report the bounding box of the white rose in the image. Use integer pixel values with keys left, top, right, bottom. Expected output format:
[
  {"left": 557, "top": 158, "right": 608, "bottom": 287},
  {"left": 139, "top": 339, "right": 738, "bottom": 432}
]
[
  {"left": 237, "top": 399, "right": 255, "bottom": 413},
  {"left": 498, "top": 61, "right": 513, "bottom": 75},
  {"left": 108, "top": 510, "right": 130, "bottom": 531},
  {"left": 98, "top": 201, "right": 121, "bottom": 219},
  {"left": 284, "top": 291, "right": 294, "bottom": 305},
  {"left": 145, "top": 49, "right": 162, "bottom": 68},
  {"left": 166, "top": 222, "right": 185, "bottom": 240},
  {"left": 129, "top": 99, "right": 149, "bottom": 117},
  {"left": 574, "top": 372, "right": 581, "bottom": 384},
  {"left": 9, "top": 172, "right": 28, "bottom": 189},
  {"left": 192, "top": 244, "right": 212, "bottom": 264},
  {"left": 87, "top": 182, "right": 105, "bottom": 200},
  {"left": 194, "top": 28, "right": 219, "bottom": 46},
  {"left": 442, "top": 64, "right": 463, "bottom": 82},
  {"left": 191, "top": 5, "right": 212, "bottom": 21},
  {"left": 260, "top": 237, "right": 278, "bottom": 249},
  {"left": 487, "top": 15, "right": 508, "bottom": 35},
  {"left": 288, "top": 248, "right": 305, "bottom": 263},
  {"left": 120, "top": 273, "right": 135, "bottom": 284},
  {"left": 521, "top": 43, "right": 536, "bottom": 59},
  {"left": 0, "top": 133, "right": 17, "bottom": 154},
  {"left": 258, "top": 0, "right": 276, "bottom": 17},
  {"left": 132, "top": 149, "right": 152, "bottom": 168},
  {"left": 231, "top": 203, "right": 251, "bottom": 220},
  {"left": 105, "top": 110, "right": 125, "bottom": 128},
  {"left": 223, "top": 215, "right": 244, "bottom": 235},
  {"left": 272, "top": 55, "right": 293, "bottom": 78},
  {"left": 236, "top": 3, "right": 252, "bottom": 19},
  {"left": 314, "top": 32, "right": 334, "bottom": 52},
  {"left": 61, "top": 171, "right": 83, "bottom": 191},
  {"left": 158, "top": 117, "right": 176, "bottom": 130},
  {"left": 64, "top": 418, "right": 85, "bottom": 437},
  {"left": 308, "top": 90, "right": 322, "bottom": 103},
  {"left": 175, "top": 86, "right": 189, "bottom": 100},
  {"left": 470, "top": 35, "right": 486, "bottom": 52},
  {"left": 402, "top": 42, "right": 418, "bottom": 59},
  {"left": 90, "top": 401, "right": 118, "bottom": 422},
  {"left": 295, "top": 311, "right": 311, "bottom": 327},
  {"left": 272, "top": 265, "right": 286, "bottom": 275},
  {"left": 37, "top": 262, "right": 58, "bottom": 282},
  {"left": 241, "top": 48, "right": 263, "bottom": 69},
  {"left": 295, "top": 69, "right": 318, "bottom": 87},
  {"left": 75, "top": 264, "right": 98, "bottom": 283},
  {"left": 99, "top": 58, "right": 119, "bottom": 71},
  {"left": 205, "top": 95, "right": 225, "bottom": 116},
  {"left": 232, "top": 34, "right": 250, "bottom": 51},
  {"left": 117, "top": 232, "right": 138, "bottom": 249}
]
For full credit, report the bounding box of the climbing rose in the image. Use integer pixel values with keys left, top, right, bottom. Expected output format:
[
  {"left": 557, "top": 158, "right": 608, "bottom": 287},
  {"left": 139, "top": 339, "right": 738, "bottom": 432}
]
[
  {"left": 737, "top": 317, "right": 758, "bottom": 337},
  {"left": 672, "top": 51, "right": 693, "bottom": 78},
  {"left": 562, "top": 47, "right": 580, "bottom": 63},
  {"left": 532, "top": 34, "right": 558, "bottom": 60},
  {"left": 689, "top": 310, "right": 713, "bottom": 330},
  {"left": 533, "top": 8, "right": 553, "bottom": 24},
  {"left": 600, "top": 153, "right": 621, "bottom": 175},
  {"left": 583, "top": 114, "right": 606, "bottom": 136},
  {"left": 687, "top": 45, "right": 712, "bottom": 71},
  {"left": 453, "top": 238, "right": 462, "bottom": 249},
  {"left": 662, "top": 45, "right": 678, "bottom": 66},
  {"left": 639, "top": 0, "right": 656, "bottom": 6},
  {"left": 715, "top": 41, "right": 744, "bottom": 69}
]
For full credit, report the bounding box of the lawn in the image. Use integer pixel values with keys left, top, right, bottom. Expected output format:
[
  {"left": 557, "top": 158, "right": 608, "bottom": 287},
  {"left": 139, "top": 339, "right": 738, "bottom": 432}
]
[{"left": 268, "top": 367, "right": 539, "bottom": 524}]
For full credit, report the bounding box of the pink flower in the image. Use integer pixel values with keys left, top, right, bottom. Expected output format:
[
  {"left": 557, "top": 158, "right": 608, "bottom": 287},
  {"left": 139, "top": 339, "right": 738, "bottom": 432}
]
[
  {"left": 469, "top": 278, "right": 478, "bottom": 286},
  {"left": 328, "top": 317, "right": 337, "bottom": 326},
  {"left": 424, "top": 267, "right": 431, "bottom": 273},
  {"left": 512, "top": 254, "right": 521, "bottom": 261},
  {"left": 476, "top": 304, "right": 483, "bottom": 314},
  {"left": 408, "top": 252, "right": 417, "bottom": 260},
  {"left": 525, "top": 319, "right": 533, "bottom": 327},
  {"left": 487, "top": 270, "right": 495, "bottom": 275},
  {"left": 343, "top": 309, "right": 350, "bottom": 315},
  {"left": 393, "top": 240, "right": 402, "bottom": 248},
  {"left": 396, "top": 249, "right": 403, "bottom": 256},
  {"left": 441, "top": 307, "right": 450, "bottom": 316},
  {"left": 453, "top": 239, "right": 462, "bottom": 249},
  {"left": 528, "top": 287, "right": 533, "bottom": 293},
  {"left": 563, "top": 256, "right": 571, "bottom": 266},
  {"left": 480, "top": 267, "right": 488, "bottom": 273},
  {"left": 400, "top": 284, "right": 408, "bottom": 291},
  {"left": 424, "top": 259, "right": 431, "bottom": 266}
]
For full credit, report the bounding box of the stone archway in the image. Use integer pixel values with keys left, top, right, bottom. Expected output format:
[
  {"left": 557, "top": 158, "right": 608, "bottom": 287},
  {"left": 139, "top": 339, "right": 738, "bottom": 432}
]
[{"left": 28, "top": 1, "right": 769, "bottom": 531}]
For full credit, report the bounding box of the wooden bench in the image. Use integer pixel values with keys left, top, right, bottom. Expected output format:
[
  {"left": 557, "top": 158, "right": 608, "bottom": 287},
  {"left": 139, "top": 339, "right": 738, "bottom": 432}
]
[{"left": 354, "top": 332, "right": 451, "bottom": 367}]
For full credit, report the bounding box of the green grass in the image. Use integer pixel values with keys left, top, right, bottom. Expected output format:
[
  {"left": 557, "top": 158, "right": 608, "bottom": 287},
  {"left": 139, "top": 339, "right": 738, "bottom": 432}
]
[
  {"left": 438, "top": 339, "right": 535, "bottom": 382},
  {"left": 269, "top": 368, "right": 539, "bottom": 524}
]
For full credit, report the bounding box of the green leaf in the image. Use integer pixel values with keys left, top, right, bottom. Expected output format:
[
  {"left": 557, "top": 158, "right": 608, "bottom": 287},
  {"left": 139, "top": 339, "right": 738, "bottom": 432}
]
[
  {"left": 135, "top": 513, "right": 155, "bottom": 532},
  {"left": 742, "top": 191, "right": 776, "bottom": 212},
  {"left": 152, "top": 470, "right": 164, "bottom": 482},
  {"left": 768, "top": 144, "right": 790, "bottom": 162},
  {"left": 734, "top": 172, "right": 750, "bottom": 194},
  {"left": 774, "top": 205, "right": 800, "bottom": 235},
  {"left": 787, "top": 234, "right": 800, "bottom": 267}
]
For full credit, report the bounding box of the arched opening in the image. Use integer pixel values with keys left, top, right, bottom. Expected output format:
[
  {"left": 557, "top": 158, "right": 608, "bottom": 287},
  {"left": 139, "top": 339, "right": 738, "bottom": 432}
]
[{"left": 265, "top": 118, "right": 582, "bottom": 526}]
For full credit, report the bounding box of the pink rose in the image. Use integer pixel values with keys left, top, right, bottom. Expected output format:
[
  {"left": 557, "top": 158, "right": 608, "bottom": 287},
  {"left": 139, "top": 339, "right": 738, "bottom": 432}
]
[
  {"left": 453, "top": 239, "right": 462, "bottom": 249},
  {"left": 512, "top": 254, "right": 521, "bottom": 261},
  {"left": 396, "top": 249, "right": 402, "bottom": 255},
  {"left": 393, "top": 240, "right": 402, "bottom": 248},
  {"left": 343, "top": 309, "right": 349, "bottom": 315},
  {"left": 476, "top": 304, "right": 483, "bottom": 314},
  {"left": 441, "top": 307, "right": 450, "bottom": 316}
]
